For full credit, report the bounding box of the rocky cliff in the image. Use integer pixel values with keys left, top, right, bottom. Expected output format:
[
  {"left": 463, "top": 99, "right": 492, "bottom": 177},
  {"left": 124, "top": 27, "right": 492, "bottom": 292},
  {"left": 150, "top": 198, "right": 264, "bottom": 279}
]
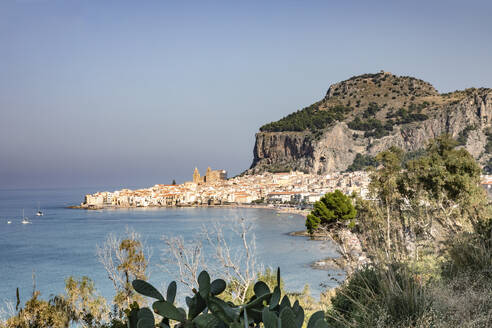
[{"left": 249, "top": 72, "right": 492, "bottom": 174}]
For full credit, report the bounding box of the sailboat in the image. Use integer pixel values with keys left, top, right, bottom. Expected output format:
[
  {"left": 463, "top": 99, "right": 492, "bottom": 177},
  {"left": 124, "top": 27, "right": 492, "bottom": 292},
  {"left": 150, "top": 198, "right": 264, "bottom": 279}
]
[
  {"left": 36, "top": 202, "right": 44, "bottom": 216},
  {"left": 21, "top": 209, "right": 31, "bottom": 224}
]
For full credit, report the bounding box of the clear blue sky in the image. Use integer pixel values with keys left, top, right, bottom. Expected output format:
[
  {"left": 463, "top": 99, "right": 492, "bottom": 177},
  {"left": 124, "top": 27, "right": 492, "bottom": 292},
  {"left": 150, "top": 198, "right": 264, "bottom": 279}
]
[{"left": 1, "top": 0, "right": 491, "bottom": 189}]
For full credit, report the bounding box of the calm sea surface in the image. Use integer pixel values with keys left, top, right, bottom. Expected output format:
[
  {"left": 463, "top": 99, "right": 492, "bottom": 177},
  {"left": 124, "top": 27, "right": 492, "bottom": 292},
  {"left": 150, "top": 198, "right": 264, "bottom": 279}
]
[{"left": 0, "top": 188, "right": 343, "bottom": 304}]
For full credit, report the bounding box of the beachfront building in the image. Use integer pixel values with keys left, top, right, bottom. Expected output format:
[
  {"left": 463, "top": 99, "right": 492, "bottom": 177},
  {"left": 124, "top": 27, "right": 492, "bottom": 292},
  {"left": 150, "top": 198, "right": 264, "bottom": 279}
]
[{"left": 267, "top": 192, "right": 297, "bottom": 203}]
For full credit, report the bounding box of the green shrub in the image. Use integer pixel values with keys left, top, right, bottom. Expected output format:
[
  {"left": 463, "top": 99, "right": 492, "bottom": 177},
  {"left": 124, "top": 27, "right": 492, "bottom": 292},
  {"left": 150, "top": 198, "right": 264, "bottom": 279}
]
[
  {"left": 427, "top": 270, "right": 492, "bottom": 328},
  {"left": 260, "top": 103, "right": 349, "bottom": 133},
  {"left": 363, "top": 126, "right": 391, "bottom": 139},
  {"left": 362, "top": 102, "right": 381, "bottom": 118},
  {"left": 456, "top": 125, "right": 477, "bottom": 145},
  {"left": 442, "top": 232, "right": 492, "bottom": 278},
  {"left": 305, "top": 190, "right": 356, "bottom": 234},
  {"left": 483, "top": 128, "right": 492, "bottom": 156},
  {"left": 347, "top": 117, "right": 383, "bottom": 131},
  {"left": 401, "top": 148, "right": 427, "bottom": 168},
  {"left": 386, "top": 104, "right": 429, "bottom": 125},
  {"left": 327, "top": 264, "right": 432, "bottom": 327},
  {"left": 347, "top": 116, "right": 392, "bottom": 139},
  {"left": 345, "top": 154, "right": 378, "bottom": 172},
  {"left": 2, "top": 291, "right": 74, "bottom": 328}
]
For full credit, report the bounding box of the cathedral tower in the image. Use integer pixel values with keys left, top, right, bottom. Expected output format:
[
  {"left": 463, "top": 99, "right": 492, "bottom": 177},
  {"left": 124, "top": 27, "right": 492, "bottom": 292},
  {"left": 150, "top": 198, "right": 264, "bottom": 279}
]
[{"left": 193, "top": 167, "right": 201, "bottom": 184}]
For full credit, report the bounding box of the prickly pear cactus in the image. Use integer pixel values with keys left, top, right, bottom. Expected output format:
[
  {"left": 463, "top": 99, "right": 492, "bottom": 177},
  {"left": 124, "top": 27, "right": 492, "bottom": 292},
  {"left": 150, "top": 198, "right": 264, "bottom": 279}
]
[{"left": 130, "top": 268, "right": 332, "bottom": 328}]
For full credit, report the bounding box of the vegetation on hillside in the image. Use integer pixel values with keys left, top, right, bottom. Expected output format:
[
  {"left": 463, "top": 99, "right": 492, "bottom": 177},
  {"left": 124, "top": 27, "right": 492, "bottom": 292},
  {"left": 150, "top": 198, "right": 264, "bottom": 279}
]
[
  {"left": 345, "top": 148, "right": 429, "bottom": 173},
  {"left": 258, "top": 73, "right": 460, "bottom": 141},
  {"left": 347, "top": 101, "right": 430, "bottom": 140},
  {"left": 259, "top": 103, "right": 349, "bottom": 134},
  {"left": 345, "top": 153, "right": 378, "bottom": 172},
  {"left": 347, "top": 117, "right": 393, "bottom": 139},
  {"left": 385, "top": 102, "right": 429, "bottom": 124},
  {"left": 485, "top": 128, "right": 492, "bottom": 154}
]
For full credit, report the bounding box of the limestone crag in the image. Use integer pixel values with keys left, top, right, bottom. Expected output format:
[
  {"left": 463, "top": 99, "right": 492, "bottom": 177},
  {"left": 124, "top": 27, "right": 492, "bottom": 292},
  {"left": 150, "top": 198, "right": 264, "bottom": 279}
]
[
  {"left": 249, "top": 72, "right": 492, "bottom": 174},
  {"left": 251, "top": 131, "right": 315, "bottom": 173}
]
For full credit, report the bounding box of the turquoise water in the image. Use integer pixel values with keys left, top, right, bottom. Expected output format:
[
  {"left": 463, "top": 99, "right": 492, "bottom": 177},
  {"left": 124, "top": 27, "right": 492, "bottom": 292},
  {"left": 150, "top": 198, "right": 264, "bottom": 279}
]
[{"left": 0, "top": 188, "right": 343, "bottom": 304}]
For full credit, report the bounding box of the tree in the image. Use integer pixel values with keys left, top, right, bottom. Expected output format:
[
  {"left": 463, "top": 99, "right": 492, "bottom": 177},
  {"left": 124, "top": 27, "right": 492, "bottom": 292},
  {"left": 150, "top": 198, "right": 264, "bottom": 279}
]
[
  {"left": 2, "top": 291, "right": 74, "bottom": 328},
  {"left": 369, "top": 146, "right": 404, "bottom": 255},
  {"left": 97, "top": 229, "right": 150, "bottom": 312},
  {"left": 361, "top": 135, "right": 490, "bottom": 263},
  {"left": 399, "top": 134, "right": 487, "bottom": 233},
  {"left": 305, "top": 190, "right": 357, "bottom": 234},
  {"left": 346, "top": 153, "right": 378, "bottom": 172},
  {"left": 64, "top": 276, "right": 109, "bottom": 327}
]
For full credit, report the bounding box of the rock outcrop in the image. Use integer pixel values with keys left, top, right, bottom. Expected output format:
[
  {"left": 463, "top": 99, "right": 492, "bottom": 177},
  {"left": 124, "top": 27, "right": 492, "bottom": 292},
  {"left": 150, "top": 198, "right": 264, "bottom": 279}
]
[{"left": 249, "top": 72, "right": 492, "bottom": 174}]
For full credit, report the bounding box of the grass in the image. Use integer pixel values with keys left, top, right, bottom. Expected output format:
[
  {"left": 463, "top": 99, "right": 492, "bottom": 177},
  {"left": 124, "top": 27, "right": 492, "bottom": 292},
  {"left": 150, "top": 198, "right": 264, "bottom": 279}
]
[
  {"left": 323, "top": 229, "right": 492, "bottom": 328},
  {"left": 428, "top": 272, "right": 492, "bottom": 327},
  {"left": 325, "top": 263, "right": 433, "bottom": 328}
]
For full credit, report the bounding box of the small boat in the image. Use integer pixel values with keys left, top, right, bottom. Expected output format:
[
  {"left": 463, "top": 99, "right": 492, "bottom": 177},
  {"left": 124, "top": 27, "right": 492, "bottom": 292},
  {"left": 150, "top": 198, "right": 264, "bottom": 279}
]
[
  {"left": 7, "top": 220, "right": 12, "bottom": 224},
  {"left": 36, "top": 202, "right": 44, "bottom": 216},
  {"left": 21, "top": 209, "right": 31, "bottom": 224}
]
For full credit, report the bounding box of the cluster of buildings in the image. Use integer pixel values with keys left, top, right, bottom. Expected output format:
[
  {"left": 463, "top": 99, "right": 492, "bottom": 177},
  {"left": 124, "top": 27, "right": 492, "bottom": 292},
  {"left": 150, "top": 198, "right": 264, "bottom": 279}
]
[
  {"left": 82, "top": 167, "right": 371, "bottom": 209},
  {"left": 81, "top": 169, "right": 492, "bottom": 209}
]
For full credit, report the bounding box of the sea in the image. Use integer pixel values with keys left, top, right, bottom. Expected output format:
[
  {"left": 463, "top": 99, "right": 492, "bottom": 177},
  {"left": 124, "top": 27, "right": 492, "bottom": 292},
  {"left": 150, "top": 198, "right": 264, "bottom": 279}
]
[{"left": 0, "top": 187, "right": 344, "bottom": 306}]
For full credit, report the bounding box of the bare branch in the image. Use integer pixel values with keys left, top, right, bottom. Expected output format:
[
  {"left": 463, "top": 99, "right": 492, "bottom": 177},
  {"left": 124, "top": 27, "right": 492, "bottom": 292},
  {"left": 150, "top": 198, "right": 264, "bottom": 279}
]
[
  {"left": 160, "top": 235, "right": 205, "bottom": 290},
  {"left": 96, "top": 227, "right": 150, "bottom": 308},
  {"left": 201, "top": 218, "right": 262, "bottom": 303},
  {"left": 160, "top": 218, "right": 262, "bottom": 303}
]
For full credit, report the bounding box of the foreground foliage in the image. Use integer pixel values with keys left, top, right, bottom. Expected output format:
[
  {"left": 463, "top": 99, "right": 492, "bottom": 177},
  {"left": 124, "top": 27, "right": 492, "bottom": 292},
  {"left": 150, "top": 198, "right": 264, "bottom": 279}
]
[
  {"left": 129, "top": 268, "right": 330, "bottom": 328},
  {"left": 311, "top": 135, "right": 492, "bottom": 327},
  {"left": 325, "top": 232, "right": 492, "bottom": 328},
  {"left": 327, "top": 264, "right": 432, "bottom": 327}
]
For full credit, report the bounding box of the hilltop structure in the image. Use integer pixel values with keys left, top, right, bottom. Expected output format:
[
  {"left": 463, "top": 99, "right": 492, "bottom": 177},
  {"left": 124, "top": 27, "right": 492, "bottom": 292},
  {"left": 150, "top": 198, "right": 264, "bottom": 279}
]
[{"left": 192, "top": 167, "right": 227, "bottom": 184}]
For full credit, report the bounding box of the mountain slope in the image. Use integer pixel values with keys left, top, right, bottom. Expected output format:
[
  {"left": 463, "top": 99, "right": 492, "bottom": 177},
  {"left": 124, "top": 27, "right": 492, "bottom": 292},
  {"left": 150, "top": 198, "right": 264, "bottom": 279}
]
[{"left": 249, "top": 71, "right": 492, "bottom": 174}]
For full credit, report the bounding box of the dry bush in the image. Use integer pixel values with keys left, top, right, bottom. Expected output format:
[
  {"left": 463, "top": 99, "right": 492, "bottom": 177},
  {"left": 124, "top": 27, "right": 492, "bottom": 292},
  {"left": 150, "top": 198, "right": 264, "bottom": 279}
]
[
  {"left": 97, "top": 228, "right": 151, "bottom": 309},
  {"left": 161, "top": 218, "right": 262, "bottom": 303},
  {"left": 428, "top": 272, "right": 492, "bottom": 328}
]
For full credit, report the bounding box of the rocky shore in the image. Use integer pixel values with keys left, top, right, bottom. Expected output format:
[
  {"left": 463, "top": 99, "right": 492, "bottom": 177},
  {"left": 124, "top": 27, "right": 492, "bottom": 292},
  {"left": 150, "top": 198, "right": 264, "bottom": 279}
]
[{"left": 290, "top": 228, "right": 369, "bottom": 274}]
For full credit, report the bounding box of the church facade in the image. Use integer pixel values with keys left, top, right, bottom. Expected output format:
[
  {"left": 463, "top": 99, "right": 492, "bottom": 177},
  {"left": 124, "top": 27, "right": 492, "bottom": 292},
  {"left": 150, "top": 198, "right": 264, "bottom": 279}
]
[{"left": 193, "top": 167, "right": 227, "bottom": 184}]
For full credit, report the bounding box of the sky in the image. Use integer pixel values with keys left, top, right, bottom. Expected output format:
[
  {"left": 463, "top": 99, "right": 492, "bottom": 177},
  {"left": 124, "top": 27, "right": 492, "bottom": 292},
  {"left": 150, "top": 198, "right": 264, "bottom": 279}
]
[{"left": 1, "top": 0, "right": 492, "bottom": 189}]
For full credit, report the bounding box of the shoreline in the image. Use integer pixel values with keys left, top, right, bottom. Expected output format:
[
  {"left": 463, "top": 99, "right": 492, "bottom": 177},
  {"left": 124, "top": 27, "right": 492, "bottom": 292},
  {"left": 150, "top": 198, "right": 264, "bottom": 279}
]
[
  {"left": 289, "top": 230, "right": 346, "bottom": 272},
  {"left": 69, "top": 203, "right": 311, "bottom": 216}
]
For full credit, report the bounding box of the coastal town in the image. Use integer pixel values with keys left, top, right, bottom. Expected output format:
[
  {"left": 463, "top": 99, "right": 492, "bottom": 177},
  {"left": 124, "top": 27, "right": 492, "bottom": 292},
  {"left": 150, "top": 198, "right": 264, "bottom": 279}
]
[
  {"left": 79, "top": 165, "right": 492, "bottom": 209},
  {"left": 80, "top": 167, "right": 371, "bottom": 209}
]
